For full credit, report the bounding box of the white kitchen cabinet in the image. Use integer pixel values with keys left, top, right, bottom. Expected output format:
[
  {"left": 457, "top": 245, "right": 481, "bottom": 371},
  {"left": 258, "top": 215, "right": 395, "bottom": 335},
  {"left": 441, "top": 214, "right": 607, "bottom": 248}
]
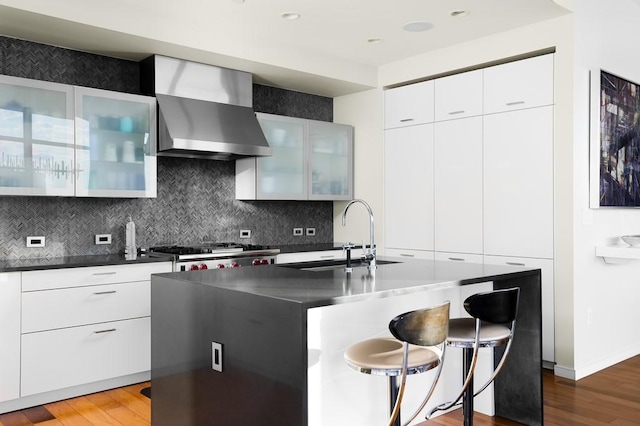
[
  {"left": 484, "top": 54, "right": 554, "bottom": 115},
  {"left": 236, "top": 113, "right": 353, "bottom": 201},
  {"left": 0, "top": 273, "right": 20, "bottom": 403},
  {"left": 384, "top": 248, "right": 435, "bottom": 260},
  {"left": 484, "top": 255, "right": 555, "bottom": 362},
  {"left": 434, "top": 251, "right": 483, "bottom": 264},
  {"left": 384, "top": 80, "right": 435, "bottom": 129},
  {"left": 434, "top": 70, "right": 483, "bottom": 121},
  {"left": 19, "top": 262, "right": 171, "bottom": 398},
  {"left": 74, "top": 86, "right": 157, "bottom": 198},
  {"left": 276, "top": 248, "right": 364, "bottom": 264},
  {"left": 0, "top": 75, "right": 75, "bottom": 196},
  {"left": 434, "top": 116, "right": 483, "bottom": 254},
  {"left": 483, "top": 106, "right": 554, "bottom": 259},
  {"left": 21, "top": 317, "right": 150, "bottom": 396},
  {"left": 384, "top": 124, "right": 434, "bottom": 251}
]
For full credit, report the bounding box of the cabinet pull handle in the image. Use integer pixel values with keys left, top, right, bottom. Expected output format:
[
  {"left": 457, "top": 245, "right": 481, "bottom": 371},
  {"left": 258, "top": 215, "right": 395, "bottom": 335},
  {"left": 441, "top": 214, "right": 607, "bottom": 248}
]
[
  {"left": 320, "top": 255, "right": 335, "bottom": 259},
  {"left": 448, "top": 257, "right": 465, "bottom": 261},
  {"left": 92, "top": 272, "right": 116, "bottom": 276},
  {"left": 94, "top": 328, "right": 116, "bottom": 334},
  {"left": 506, "top": 262, "right": 526, "bottom": 266},
  {"left": 506, "top": 101, "right": 525, "bottom": 106},
  {"left": 448, "top": 110, "right": 465, "bottom": 115},
  {"left": 399, "top": 118, "right": 414, "bottom": 123},
  {"left": 400, "top": 253, "right": 415, "bottom": 258},
  {"left": 93, "top": 290, "right": 117, "bottom": 295}
]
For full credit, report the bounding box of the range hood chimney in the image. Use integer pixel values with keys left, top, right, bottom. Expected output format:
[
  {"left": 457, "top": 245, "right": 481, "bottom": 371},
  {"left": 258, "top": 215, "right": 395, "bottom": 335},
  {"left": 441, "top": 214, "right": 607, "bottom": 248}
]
[{"left": 140, "top": 55, "right": 271, "bottom": 160}]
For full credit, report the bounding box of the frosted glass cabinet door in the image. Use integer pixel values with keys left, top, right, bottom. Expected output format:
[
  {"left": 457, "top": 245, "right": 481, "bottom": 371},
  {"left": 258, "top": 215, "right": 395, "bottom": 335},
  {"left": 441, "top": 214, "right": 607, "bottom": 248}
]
[
  {"left": 75, "top": 87, "right": 157, "bottom": 198},
  {"left": 0, "top": 75, "right": 74, "bottom": 196},
  {"left": 308, "top": 120, "right": 353, "bottom": 200},
  {"left": 256, "top": 114, "right": 306, "bottom": 200}
]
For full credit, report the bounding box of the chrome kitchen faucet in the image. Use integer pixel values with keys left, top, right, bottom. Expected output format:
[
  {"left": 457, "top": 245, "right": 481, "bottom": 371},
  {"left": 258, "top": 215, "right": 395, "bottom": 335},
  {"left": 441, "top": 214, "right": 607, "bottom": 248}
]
[{"left": 341, "top": 199, "right": 376, "bottom": 271}]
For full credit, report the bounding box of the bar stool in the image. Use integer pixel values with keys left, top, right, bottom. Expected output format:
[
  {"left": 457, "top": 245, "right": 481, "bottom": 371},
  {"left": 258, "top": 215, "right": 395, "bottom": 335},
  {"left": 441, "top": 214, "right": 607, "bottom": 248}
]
[
  {"left": 344, "top": 301, "right": 450, "bottom": 426},
  {"left": 428, "top": 287, "right": 520, "bottom": 426}
]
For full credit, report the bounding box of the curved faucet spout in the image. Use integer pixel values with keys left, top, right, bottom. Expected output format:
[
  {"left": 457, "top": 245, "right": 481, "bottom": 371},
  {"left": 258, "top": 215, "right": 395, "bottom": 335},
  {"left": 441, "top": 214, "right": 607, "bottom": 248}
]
[{"left": 341, "top": 199, "right": 376, "bottom": 270}]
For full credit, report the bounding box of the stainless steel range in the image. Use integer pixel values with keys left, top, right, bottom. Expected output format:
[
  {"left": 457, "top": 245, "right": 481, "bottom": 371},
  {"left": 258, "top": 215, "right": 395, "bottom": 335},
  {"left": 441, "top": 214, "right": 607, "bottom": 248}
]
[{"left": 149, "top": 242, "right": 279, "bottom": 271}]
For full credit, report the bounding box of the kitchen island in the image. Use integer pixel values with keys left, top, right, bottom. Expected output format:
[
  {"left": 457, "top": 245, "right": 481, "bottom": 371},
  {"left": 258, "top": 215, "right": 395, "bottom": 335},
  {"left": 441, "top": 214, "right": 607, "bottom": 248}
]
[{"left": 150, "top": 257, "right": 542, "bottom": 426}]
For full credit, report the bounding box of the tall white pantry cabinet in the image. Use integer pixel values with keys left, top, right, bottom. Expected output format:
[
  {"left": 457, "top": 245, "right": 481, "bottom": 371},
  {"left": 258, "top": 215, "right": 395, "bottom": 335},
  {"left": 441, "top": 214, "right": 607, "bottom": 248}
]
[{"left": 383, "top": 53, "right": 555, "bottom": 363}]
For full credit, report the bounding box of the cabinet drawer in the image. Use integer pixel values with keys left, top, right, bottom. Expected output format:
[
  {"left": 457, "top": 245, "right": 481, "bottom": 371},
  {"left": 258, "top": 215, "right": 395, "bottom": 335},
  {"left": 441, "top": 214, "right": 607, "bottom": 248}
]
[
  {"left": 384, "top": 248, "right": 434, "bottom": 260},
  {"left": 22, "top": 262, "right": 171, "bottom": 291},
  {"left": 384, "top": 80, "right": 435, "bottom": 129},
  {"left": 434, "top": 70, "right": 483, "bottom": 121},
  {"left": 434, "top": 252, "right": 483, "bottom": 264},
  {"left": 484, "top": 54, "right": 554, "bottom": 114},
  {"left": 21, "top": 317, "right": 150, "bottom": 396},
  {"left": 22, "top": 281, "right": 150, "bottom": 333},
  {"left": 276, "top": 249, "right": 364, "bottom": 264}
]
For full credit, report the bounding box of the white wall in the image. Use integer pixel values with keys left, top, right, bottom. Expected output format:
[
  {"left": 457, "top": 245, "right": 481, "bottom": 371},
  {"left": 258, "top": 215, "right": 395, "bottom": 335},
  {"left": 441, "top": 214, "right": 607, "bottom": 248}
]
[
  {"left": 566, "top": 0, "right": 640, "bottom": 379},
  {"left": 333, "top": 89, "right": 384, "bottom": 249}
]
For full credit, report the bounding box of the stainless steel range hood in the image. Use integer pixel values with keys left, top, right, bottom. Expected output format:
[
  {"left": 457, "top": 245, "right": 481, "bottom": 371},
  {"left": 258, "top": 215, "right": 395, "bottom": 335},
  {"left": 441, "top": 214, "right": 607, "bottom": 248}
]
[{"left": 141, "top": 55, "right": 271, "bottom": 160}]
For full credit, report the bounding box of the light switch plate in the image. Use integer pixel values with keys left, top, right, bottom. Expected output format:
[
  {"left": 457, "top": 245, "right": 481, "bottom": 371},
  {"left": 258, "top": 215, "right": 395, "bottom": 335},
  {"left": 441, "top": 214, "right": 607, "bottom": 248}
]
[
  {"left": 306, "top": 227, "right": 316, "bottom": 236},
  {"left": 212, "top": 342, "right": 223, "bottom": 372},
  {"left": 240, "top": 229, "right": 251, "bottom": 239}
]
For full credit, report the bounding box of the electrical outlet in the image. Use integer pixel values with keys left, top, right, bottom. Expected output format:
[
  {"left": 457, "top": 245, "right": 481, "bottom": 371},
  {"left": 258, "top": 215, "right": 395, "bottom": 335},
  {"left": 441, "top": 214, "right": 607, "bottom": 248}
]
[
  {"left": 306, "top": 227, "right": 316, "bottom": 236},
  {"left": 240, "top": 229, "right": 251, "bottom": 239},
  {"left": 212, "top": 341, "right": 223, "bottom": 372},
  {"left": 293, "top": 228, "right": 303, "bottom": 236},
  {"left": 95, "top": 234, "right": 112, "bottom": 245},
  {"left": 26, "top": 236, "right": 45, "bottom": 248}
]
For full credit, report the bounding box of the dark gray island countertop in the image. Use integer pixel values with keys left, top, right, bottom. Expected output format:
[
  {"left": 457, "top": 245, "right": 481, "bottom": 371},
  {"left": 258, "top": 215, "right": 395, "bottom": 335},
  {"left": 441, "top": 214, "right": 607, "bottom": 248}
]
[{"left": 151, "top": 257, "right": 543, "bottom": 426}]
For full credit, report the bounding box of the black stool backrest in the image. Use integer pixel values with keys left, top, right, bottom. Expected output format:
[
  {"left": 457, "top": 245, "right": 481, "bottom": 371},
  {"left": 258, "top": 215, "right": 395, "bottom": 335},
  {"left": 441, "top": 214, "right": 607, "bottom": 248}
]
[
  {"left": 388, "top": 301, "right": 450, "bottom": 347},
  {"left": 463, "top": 287, "right": 520, "bottom": 324}
]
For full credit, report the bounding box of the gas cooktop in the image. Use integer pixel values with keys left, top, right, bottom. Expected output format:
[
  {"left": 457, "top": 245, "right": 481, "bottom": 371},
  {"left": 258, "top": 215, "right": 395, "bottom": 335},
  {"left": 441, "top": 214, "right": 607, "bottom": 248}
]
[{"left": 149, "top": 242, "right": 278, "bottom": 258}]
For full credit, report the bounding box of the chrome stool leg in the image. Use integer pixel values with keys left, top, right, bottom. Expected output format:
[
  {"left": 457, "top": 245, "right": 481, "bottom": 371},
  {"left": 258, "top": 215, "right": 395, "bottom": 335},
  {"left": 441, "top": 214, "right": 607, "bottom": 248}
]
[{"left": 389, "top": 376, "right": 401, "bottom": 426}]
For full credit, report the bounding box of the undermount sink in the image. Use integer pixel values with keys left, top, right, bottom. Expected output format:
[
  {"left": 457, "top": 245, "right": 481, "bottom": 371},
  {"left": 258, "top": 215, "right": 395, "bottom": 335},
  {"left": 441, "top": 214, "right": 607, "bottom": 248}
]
[{"left": 281, "top": 259, "right": 401, "bottom": 271}]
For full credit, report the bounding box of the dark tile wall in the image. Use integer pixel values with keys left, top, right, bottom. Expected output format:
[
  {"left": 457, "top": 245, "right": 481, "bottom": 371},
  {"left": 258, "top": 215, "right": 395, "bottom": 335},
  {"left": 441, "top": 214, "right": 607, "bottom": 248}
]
[{"left": 0, "top": 36, "right": 334, "bottom": 260}]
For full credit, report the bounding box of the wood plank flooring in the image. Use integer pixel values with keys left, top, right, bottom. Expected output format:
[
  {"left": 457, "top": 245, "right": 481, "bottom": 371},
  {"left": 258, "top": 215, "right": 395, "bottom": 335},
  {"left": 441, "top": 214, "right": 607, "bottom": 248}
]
[{"left": 1, "top": 355, "right": 639, "bottom": 425}]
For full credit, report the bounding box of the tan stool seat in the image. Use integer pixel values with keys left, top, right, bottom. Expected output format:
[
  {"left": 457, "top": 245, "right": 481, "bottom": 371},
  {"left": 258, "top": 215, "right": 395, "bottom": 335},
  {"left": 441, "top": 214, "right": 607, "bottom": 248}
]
[
  {"left": 345, "top": 337, "right": 440, "bottom": 375},
  {"left": 447, "top": 318, "right": 512, "bottom": 348}
]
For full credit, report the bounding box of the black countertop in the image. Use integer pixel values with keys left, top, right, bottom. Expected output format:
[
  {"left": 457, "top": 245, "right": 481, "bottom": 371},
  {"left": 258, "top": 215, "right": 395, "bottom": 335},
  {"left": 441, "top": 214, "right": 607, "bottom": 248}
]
[
  {"left": 0, "top": 253, "right": 172, "bottom": 272},
  {"left": 153, "top": 256, "right": 539, "bottom": 309}
]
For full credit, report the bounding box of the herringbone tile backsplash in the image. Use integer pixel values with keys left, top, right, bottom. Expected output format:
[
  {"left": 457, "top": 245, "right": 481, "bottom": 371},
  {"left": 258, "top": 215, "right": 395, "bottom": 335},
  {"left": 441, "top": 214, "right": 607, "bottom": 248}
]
[
  {"left": 0, "top": 36, "right": 335, "bottom": 260},
  {"left": 0, "top": 157, "right": 333, "bottom": 259}
]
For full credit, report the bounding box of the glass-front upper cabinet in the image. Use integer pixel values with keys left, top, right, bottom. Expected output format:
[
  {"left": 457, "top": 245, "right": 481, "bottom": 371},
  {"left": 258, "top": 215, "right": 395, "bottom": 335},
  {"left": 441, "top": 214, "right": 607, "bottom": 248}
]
[
  {"left": 256, "top": 114, "right": 306, "bottom": 200},
  {"left": 236, "top": 113, "right": 354, "bottom": 201},
  {"left": 74, "top": 87, "right": 157, "bottom": 197},
  {"left": 308, "top": 120, "right": 353, "bottom": 200},
  {"left": 0, "top": 75, "right": 75, "bottom": 196}
]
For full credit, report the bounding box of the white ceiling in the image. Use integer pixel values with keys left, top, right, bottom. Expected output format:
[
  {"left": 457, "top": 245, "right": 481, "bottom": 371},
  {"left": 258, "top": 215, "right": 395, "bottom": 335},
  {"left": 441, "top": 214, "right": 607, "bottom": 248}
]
[{"left": 0, "top": 0, "right": 571, "bottom": 96}]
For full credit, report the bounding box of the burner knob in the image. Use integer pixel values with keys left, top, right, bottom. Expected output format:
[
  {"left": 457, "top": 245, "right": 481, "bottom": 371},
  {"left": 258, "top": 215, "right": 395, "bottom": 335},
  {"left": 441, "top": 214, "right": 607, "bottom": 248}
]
[
  {"left": 216, "top": 264, "right": 225, "bottom": 269},
  {"left": 189, "top": 264, "right": 199, "bottom": 271},
  {"left": 200, "top": 264, "right": 208, "bottom": 270},
  {"left": 230, "top": 262, "right": 240, "bottom": 268},
  {"left": 252, "top": 259, "right": 261, "bottom": 266},
  {"left": 260, "top": 259, "right": 269, "bottom": 265}
]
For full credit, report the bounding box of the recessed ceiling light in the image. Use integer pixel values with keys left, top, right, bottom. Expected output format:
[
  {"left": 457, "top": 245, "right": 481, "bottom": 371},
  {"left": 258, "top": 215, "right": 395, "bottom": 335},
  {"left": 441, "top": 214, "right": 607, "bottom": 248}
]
[
  {"left": 367, "top": 38, "right": 383, "bottom": 44},
  {"left": 281, "top": 12, "right": 301, "bottom": 20},
  {"left": 450, "top": 10, "right": 469, "bottom": 17},
  {"left": 402, "top": 21, "right": 433, "bottom": 32}
]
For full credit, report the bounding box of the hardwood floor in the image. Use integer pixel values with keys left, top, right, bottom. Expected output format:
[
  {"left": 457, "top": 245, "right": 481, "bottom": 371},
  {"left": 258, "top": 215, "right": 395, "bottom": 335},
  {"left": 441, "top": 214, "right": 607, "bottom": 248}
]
[{"left": 1, "top": 355, "right": 639, "bottom": 425}]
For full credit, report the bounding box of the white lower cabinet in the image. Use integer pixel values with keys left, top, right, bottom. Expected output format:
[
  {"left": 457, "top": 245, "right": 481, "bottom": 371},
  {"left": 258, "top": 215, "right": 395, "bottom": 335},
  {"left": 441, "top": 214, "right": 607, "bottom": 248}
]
[
  {"left": 276, "top": 249, "right": 364, "bottom": 264},
  {"left": 16, "top": 261, "right": 171, "bottom": 403},
  {"left": 484, "top": 255, "right": 554, "bottom": 362},
  {"left": 384, "top": 248, "right": 435, "bottom": 260},
  {"left": 0, "top": 273, "right": 20, "bottom": 403},
  {"left": 434, "top": 251, "right": 483, "bottom": 264},
  {"left": 21, "top": 317, "right": 150, "bottom": 396}
]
